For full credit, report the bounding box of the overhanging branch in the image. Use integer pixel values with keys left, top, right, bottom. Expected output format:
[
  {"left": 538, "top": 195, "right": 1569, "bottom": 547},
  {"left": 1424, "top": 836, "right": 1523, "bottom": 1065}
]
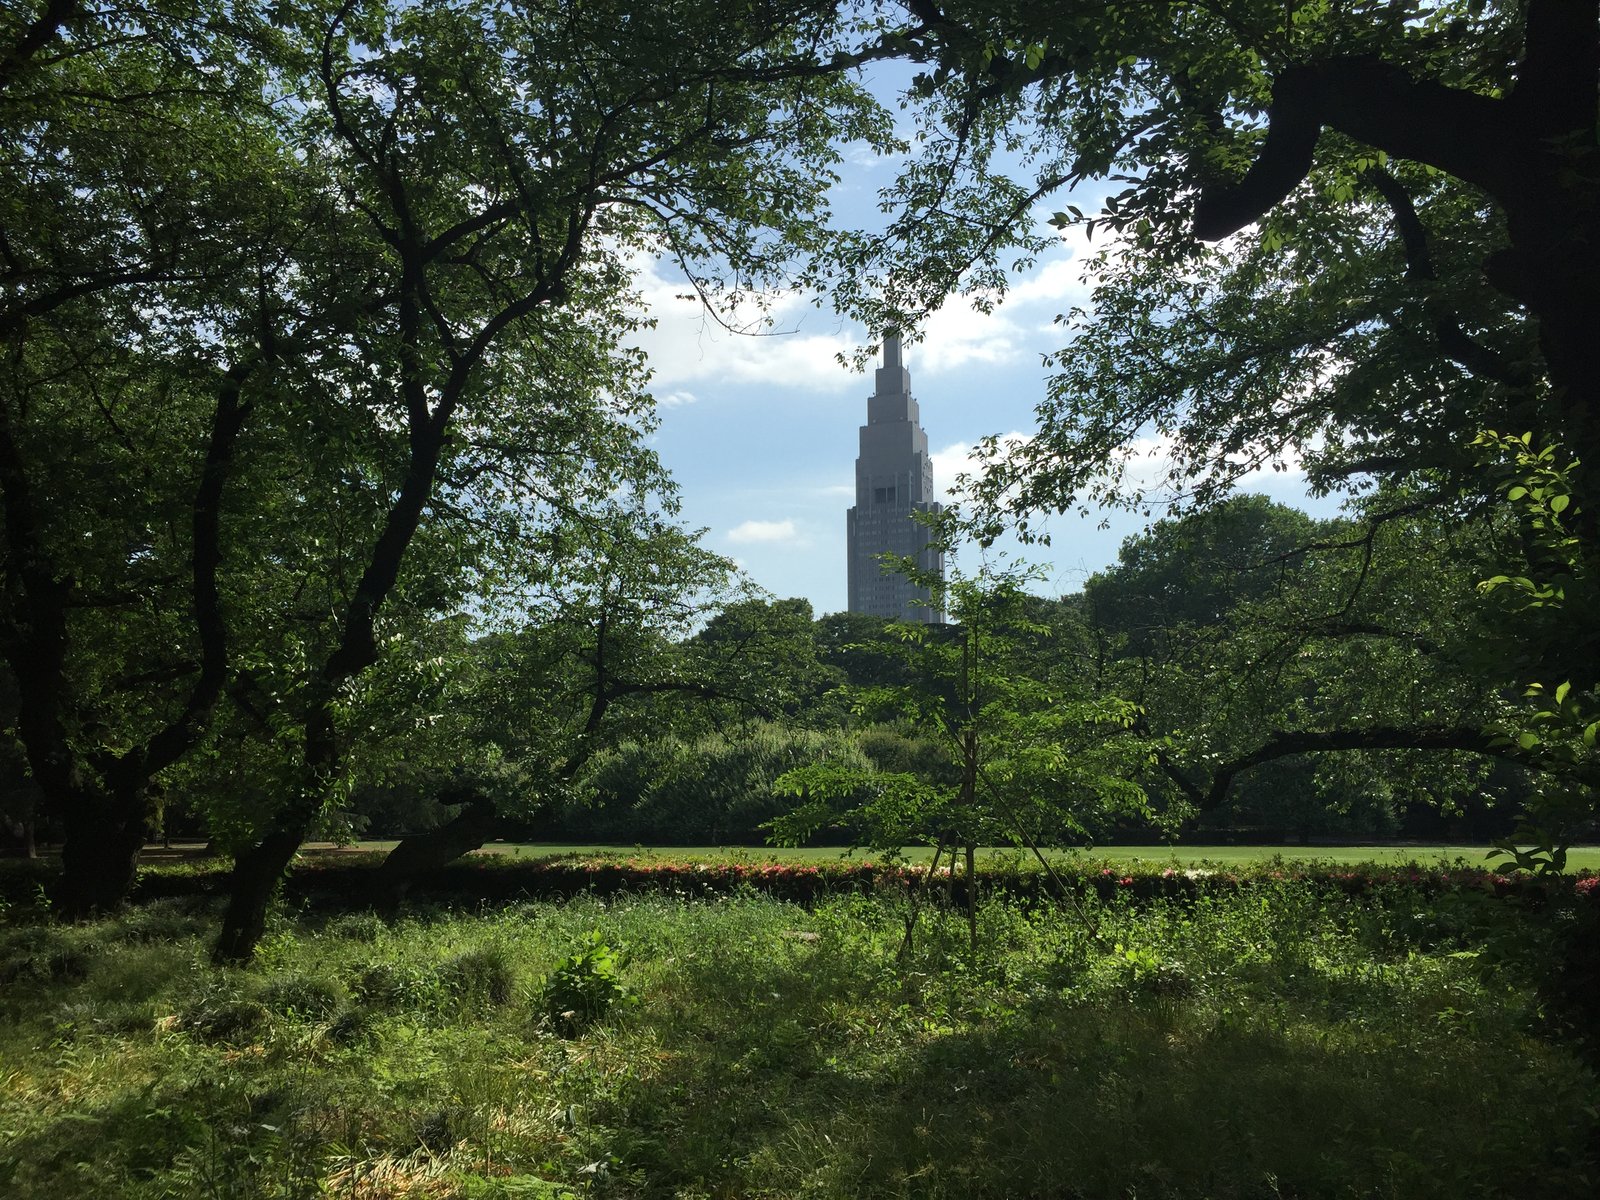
[
  {"left": 1163, "top": 724, "right": 1553, "bottom": 813},
  {"left": 1194, "top": 57, "right": 1514, "bottom": 242},
  {"left": 1362, "top": 166, "right": 1531, "bottom": 388}
]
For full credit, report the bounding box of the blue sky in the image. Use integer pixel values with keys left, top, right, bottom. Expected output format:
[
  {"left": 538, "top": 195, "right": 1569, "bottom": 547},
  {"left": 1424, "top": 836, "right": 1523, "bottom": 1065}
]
[{"left": 622, "top": 75, "right": 1336, "bottom": 617}]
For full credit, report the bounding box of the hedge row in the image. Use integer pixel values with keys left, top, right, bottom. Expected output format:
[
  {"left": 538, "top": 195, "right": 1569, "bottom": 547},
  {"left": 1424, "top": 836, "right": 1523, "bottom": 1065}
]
[
  {"left": 5, "top": 853, "right": 1597, "bottom": 912},
  {"left": 139, "top": 854, "right": 1600, "bottom": 908}
]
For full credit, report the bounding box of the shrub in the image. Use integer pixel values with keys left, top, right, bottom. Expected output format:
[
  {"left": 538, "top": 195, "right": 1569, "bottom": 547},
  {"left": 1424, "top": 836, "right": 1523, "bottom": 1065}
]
[
  {"left": 115, "top": 897, "right": 210, "bottom": 943},
  {"left": 579, "top": 723, "right": 874, "bottom": 842},
  {"left": 439, "top": 945, "right": 517, "bottom": 1011},
  {"left": 322, "top": 911, "right": 388, "bottom": 943},
  {"left": 259, "top": 972, "right": 345, "bottom": 1020},
  {"left": 537, "top": 931, "right": 633, "bottom": 1035},
  {"left": 348, "top": 959, "right": 438, "bottom": 1011},
  {"left": 183, "top": 995, "right": 269, "bottom": 1043},
  {"left": 855, "top": 724, "right": 957, "bottom": 783},
  {"left": 0, "top": 926, "right": 90, "bottom": 985},
  {"left": 1104, "top": 941, "right": 1194, "bottom": 1000},
  {"left": 326, "top": 1005, "right": 380, "bottom": 1047}
]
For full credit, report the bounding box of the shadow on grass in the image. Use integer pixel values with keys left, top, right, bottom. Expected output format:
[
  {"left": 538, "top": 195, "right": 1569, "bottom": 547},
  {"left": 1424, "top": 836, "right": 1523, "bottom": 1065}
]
[{"left": 590, "top": 944, "right": 1597, "bottom": 1200}]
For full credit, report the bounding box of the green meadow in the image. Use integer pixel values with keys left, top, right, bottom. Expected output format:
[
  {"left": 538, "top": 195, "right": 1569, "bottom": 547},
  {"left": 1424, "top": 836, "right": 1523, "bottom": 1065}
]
[
  {"left": 287, "top": 841, "right": 1600, "bottom": 873},
  {"left": 3, "top": 864, "right": 1597, "bottom": 1199}
]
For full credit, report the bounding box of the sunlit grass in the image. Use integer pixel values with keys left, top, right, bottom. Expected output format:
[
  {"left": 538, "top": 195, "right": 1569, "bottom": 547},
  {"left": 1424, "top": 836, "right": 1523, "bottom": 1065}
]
[
  {"left": 267, "top": 840, "right": 1600, "bottom": 872},
  {"left": 2, "top": 882, "right": 1596, "bottom": 1198},
  {"left": 125, "top": 839, "right": 1600, "bottom": 880}
]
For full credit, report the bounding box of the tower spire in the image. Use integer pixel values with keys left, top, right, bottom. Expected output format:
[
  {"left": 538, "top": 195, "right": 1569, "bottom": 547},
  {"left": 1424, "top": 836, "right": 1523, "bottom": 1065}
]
[{"left": 847, "top": 331, "right": 945, "bottom": 622}]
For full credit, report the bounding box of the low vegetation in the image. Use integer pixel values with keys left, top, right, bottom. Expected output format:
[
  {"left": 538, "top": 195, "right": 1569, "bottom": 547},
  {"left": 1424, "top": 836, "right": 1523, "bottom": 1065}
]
[{"left": 2, "top": 870, "right": 1596, "bottom": 1198}]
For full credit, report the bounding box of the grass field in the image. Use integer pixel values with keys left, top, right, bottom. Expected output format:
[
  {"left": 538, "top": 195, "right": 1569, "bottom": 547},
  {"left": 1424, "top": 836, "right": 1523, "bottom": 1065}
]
[
  {"left": 3, "top": 878, "right": 1597, "bottom": 1198},
  {"left": 232, "top": 840, "right": 1600, "bottom": 872}
]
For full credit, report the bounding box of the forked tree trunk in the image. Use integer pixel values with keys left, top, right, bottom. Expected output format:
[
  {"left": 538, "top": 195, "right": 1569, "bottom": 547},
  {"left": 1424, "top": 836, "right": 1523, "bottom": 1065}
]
[
  {"left": 56, "top": 784, "right": 148, "bottom": 916},
  {"left": 2, "top": 359, "right": 253, "bottom": 916}
]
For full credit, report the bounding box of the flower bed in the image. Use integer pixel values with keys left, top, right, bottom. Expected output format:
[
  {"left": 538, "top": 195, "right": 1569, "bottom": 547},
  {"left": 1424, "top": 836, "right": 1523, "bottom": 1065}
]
[
  {"left": 402, "top": 855, "right": 1599, "bottom": 907},
  {"left": 7, "top": 851, "right": 1596, "bottom": 912}
]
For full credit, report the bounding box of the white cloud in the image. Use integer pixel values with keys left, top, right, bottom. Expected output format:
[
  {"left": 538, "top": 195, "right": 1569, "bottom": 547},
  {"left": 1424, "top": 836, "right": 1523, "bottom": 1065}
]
[
  {"left": 625, "top": 231, "right": 1096, "bottom": 392},
  {"left": 657, "top": 389, "right": 697, "bottom": 408},
  {"left": 902, "top": 242, "right": 1094, "bottom": 377},
  {"left": 1005, "top": 254, "right": 1093, "bottom": 312},
  {"left": 726, "top": 518, "right": 802, "bottom": 545},
  {"left": 627, "top": 254, "right": 860, "bottom": 393},
  {"left": 929, "top": 432, "right": 1033, "bottom": 502},
  {"left": 915, "top": 304, "right": 1025, "bottom": 374}
]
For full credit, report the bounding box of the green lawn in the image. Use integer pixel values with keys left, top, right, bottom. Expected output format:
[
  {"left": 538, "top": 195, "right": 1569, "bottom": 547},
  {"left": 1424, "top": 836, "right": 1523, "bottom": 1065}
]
[
  {"left": 477, "top": 840, "right": 1600, "bottom": 871},
  {"left": 3, "top": 881, "right": 1594, "bottom": 1198},
  {"left": 262, "top": 840, "right": 1600, "bottom": 872}
]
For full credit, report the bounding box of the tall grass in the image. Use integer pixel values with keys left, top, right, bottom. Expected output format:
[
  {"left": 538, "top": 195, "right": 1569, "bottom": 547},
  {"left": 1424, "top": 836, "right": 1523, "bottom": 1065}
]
[{"left": 0, "top": 884, "right": 1593, "bottom": 1198}]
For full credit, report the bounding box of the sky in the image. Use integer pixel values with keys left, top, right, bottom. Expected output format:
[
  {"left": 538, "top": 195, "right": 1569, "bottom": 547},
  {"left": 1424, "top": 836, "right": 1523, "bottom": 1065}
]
[{"left": 620, "top": 74, "right": 1338, "bottom": 617}]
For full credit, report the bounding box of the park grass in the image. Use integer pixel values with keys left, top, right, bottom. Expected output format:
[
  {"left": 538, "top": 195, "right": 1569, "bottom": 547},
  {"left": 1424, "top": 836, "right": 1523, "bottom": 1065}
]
[
  {"left": 2, "top": 880, "right": 1597, "bottom": 1198},
  {"left": 150, "top": 840, "right": 1600, "bottom": 872}
]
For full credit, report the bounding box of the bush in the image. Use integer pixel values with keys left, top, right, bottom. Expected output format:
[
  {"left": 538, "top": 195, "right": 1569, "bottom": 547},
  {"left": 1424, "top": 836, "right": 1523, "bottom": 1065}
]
[
  {"left": 577, "top": 723, "right": 874, "bottom": 843},
  {"left": 348, "top": 959, "right": 438, "bottom": 1011},
  {"left": 321, "top": 911, "right": 388, "bottom": 943},
  {"left": 182, "top": 995, "right": 269, "bottom": 1043},
  {"left": 326, "top": 1004, "right": 380, "bottom": 1047},
  {"left": 536, "top": 931, "right": 632, "bottom": 1035},
  {"left": 856, "top": 724, "right": 957, "bottom": 783},
  {"left": 439, "top": 945, "right": 517, "bottom": 1011},
  {"left": 259, "top": 972, "right": 345, "bottom": 1020},
  {"left": 0, "top": 926, "right": 90, "bottom": 985}
]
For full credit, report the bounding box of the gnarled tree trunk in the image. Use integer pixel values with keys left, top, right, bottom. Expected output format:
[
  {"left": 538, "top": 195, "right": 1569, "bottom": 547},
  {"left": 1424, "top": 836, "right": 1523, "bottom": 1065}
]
[{"left": 375, "top": 796, "right": 504, "bottom": 909}]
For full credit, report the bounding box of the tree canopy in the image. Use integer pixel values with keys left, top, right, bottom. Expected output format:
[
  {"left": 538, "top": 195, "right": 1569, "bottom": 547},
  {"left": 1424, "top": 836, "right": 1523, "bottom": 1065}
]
[{"left": 868, "top": 1, "right": 1593, "bottom": 532}]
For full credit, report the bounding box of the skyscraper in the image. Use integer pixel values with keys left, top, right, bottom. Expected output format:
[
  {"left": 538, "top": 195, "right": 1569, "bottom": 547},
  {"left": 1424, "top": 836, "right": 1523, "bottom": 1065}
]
[{"left": 846, "top": 332, "right": 945, "bottom": 622}]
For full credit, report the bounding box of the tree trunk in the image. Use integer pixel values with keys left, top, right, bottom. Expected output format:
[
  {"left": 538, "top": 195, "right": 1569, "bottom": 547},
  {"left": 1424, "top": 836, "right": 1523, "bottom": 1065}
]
[
  {"left": 55, "top": 781, "right": 147, "bottom": 917},
  {"left": 375, "top": 797, "right": 502, "bottom": 908},
  {"left": 214, "top": 827, "right": 306, "bottom": 963},
  {"left": 965, "top": 840, "right": 977, "bottom": 953}
]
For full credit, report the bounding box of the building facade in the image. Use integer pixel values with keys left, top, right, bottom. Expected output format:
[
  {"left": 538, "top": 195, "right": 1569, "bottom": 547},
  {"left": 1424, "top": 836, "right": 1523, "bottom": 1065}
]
[{"left": 846, "top": 332, "right": 945, "bottom": 622}]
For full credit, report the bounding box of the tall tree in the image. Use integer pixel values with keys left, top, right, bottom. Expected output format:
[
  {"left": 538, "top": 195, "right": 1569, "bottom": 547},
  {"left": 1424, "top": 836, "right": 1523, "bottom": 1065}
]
[
  {"left": 854, "top": 3, "right": 1595, "bottom": 667},
  {"left": 0, "top": 1, "right": 308, "bottom": 911},
  {"left": 1082, "top": 494, "right": 1566, "bottom": 829},
  {"left": 210, "top": 0, "right": 893, "bottom": 959},
  {"left": 776, "top": 555, "right": 1152, "bottom": 947},
  {"left": 365, "top": 511, "right": 778, "bottom": 896}
]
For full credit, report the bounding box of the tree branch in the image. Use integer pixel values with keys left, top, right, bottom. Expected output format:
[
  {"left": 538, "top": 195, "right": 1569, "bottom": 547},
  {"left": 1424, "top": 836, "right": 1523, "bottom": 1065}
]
[
  {"left": 1362, "top": 166, "right": 1531, "bottom": 388},
  {"left": 143, "top": 354, "right": 258, "bottom": 776},
  {"left": 0, "top": 0, "right": 78, "bottom": 95},
  {"left": 1165, "top": 724, "right": 1540, "bottom": 813},
  {"left": 1194, "top": 57, "right": 1515, "bottom": 242}
]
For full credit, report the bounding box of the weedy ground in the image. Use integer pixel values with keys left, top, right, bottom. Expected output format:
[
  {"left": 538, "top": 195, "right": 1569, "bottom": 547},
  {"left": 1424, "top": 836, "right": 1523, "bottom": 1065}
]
[{"left": 0, "top": 880, "right": 1594, "bottom": 1199}]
